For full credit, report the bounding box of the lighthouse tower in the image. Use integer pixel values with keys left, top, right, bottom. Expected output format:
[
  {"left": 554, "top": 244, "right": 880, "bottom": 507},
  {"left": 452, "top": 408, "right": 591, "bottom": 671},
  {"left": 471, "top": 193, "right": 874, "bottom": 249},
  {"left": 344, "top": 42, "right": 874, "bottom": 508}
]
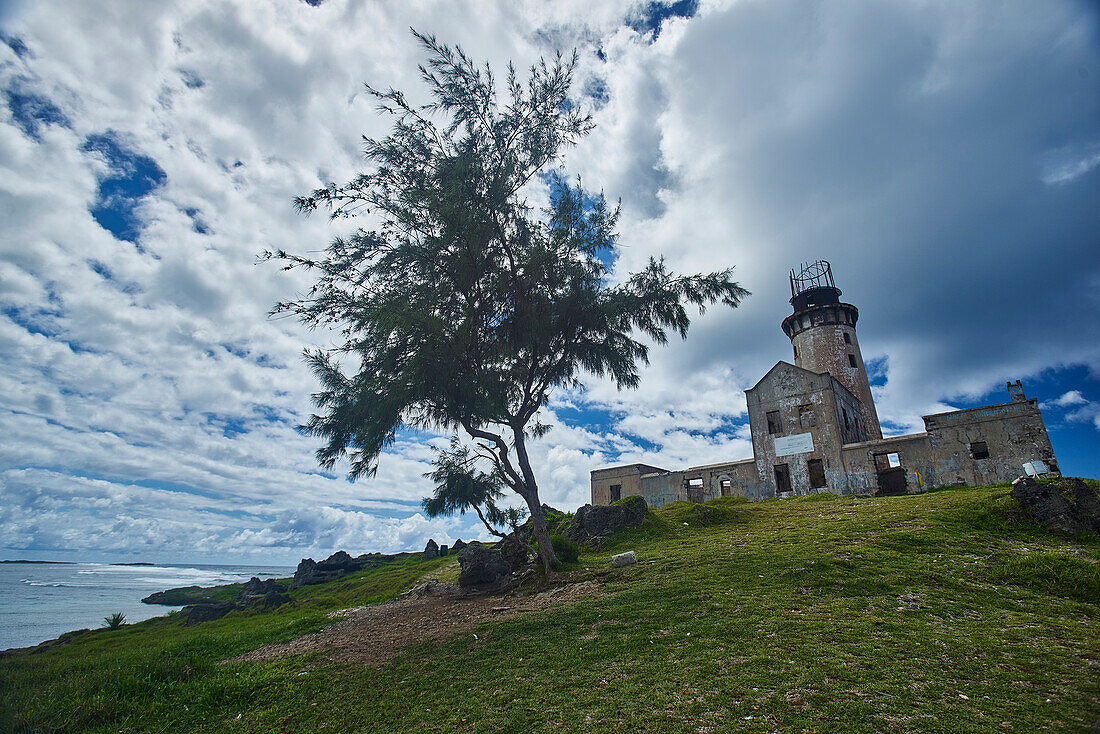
[{"left": 781, "top": 261, "right": 882, "bottom": 440}]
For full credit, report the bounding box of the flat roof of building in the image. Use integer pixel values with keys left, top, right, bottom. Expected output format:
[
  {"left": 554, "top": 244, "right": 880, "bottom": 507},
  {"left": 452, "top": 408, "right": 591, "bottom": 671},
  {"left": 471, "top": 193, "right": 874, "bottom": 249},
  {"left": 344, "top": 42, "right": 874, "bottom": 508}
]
[{"left": 685, "top": 457, "right": 755, "bottom": 472}]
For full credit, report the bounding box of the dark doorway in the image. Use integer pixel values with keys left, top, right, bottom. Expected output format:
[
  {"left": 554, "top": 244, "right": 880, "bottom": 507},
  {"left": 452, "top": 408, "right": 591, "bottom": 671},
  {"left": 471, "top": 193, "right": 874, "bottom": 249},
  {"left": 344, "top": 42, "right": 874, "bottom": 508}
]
[
  {"left": 686, "top": 477, "right": 704, "bottom": 504},
  {"left": 874, "top": 453, "right": 907, "bottom": 496},
  {"left": 808, "top": 459, "right": 826, "bottom": 489},
  {"left": 609, "top": 484, "right": 621, "bottom": 502},
  {"left": 774, "top": 464, "right": 791, "bottom": 494}
]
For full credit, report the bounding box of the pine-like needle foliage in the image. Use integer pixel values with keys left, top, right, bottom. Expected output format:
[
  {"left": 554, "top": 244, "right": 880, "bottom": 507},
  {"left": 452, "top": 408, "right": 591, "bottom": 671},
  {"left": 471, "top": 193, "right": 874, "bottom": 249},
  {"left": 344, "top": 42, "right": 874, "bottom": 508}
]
[{"left": 267, "top": 31, "right": 748, "bottom": 569}]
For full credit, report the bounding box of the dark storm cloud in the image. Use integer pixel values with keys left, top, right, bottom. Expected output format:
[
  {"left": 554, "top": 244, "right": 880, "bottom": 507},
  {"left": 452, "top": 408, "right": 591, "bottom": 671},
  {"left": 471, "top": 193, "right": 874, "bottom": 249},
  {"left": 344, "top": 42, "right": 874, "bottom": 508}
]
[{"left": 635, "top": 0, "right": 1100, "bottom": 423}]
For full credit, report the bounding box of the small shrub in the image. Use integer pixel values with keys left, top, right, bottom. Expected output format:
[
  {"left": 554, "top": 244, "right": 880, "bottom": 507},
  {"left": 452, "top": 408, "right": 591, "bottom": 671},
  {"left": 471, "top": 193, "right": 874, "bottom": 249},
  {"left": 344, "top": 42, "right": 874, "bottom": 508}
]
[
  {"left": 549, "top": 534, "right": 580, "bottom": 564},
  {"left": 103, "top": 612, "right": 126, "bottom": 629}
]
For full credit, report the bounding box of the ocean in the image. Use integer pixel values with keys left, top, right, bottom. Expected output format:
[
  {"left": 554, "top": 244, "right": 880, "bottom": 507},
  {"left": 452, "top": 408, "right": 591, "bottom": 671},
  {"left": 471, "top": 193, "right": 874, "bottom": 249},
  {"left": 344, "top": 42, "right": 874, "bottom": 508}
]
[{"left": 0, "top": 561, "right": 296, "bottom": 651}]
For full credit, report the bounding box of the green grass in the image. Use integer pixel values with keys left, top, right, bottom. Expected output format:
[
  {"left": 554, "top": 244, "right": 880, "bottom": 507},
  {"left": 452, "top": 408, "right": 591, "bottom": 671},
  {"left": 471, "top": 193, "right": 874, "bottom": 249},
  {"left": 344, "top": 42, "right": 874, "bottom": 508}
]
[
  {"left": 2, "top": 484, "right": 1098, "bottom": 733},
  {"left": 140, "top": 582, "right": 250, "bottom": 606}
]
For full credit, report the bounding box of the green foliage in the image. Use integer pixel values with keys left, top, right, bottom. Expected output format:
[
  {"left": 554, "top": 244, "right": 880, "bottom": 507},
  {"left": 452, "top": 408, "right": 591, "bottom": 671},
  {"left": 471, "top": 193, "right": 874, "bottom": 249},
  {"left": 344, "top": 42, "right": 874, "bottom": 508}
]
[
  {"left": 102, "top": 612, "right": 126, "bottom": 630},
  {"left": 549, "top": 533, "right": 580, "bottom": 564},
  {"left": 265, "top": 31, "right": 746, "bottom": 570},
  {"left": 421, "top": 439, "right": 526, "bottom": 539}
]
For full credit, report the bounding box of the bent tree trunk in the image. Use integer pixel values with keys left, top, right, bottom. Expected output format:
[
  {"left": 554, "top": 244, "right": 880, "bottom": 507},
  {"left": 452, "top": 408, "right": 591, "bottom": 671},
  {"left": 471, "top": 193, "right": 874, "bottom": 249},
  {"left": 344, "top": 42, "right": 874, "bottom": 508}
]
[
  {"left": 522, "top": 494, "right": 557, "bottom": 572},
  {"left": 514, "top": 432, "right": 558, "bottom": 571}
]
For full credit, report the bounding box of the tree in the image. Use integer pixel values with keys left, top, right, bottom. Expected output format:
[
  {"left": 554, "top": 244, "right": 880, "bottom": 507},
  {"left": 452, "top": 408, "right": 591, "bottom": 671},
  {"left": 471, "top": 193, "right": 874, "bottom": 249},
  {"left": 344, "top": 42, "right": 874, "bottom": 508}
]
[
  {"left": 268, "top": 31, "right": 747, "bottom": 571},
  {"left": 422, "top": 439, "right": 528, "bottom": 544}
]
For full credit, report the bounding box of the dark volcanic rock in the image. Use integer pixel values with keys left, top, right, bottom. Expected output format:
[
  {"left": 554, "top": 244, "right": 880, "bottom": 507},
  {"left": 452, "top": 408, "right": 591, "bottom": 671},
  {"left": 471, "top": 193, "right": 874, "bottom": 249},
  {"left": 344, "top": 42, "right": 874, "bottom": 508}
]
[
  {"left": 457, "top": 540, "right": 531, "bottom": 592},
  {"left": 236, "top": 577, "right": 289, "bottom": 608},
  {"left": 183, "top": 601, "right": 236, "bottom": 625},
  {"left": 451, "top": 539, "right": 467, "bottom": 552},
  {"left": 423, "top": 539, "right": 439, "bottom": 559},
  {"left": 291, "top": 551, "right": 364, "bottom": 589},
  {"left": 252, "top": 592, "right": 293, "bottom": 610},
  {"left": 565, "top": 495, "right": 648, "bottom": 547},
  {"left": 1011, "top": 476, "right": 1100, "bottom": 533},
  {"left": 290, "top": 550, "right": 418, "bottom": 589}
]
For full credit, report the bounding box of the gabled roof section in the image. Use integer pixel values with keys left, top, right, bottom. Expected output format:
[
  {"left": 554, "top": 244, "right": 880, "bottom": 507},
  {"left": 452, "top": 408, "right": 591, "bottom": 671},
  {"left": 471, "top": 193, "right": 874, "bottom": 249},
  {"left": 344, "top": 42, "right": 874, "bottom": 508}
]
[
  {"left": 747, "top": 360, "right": 864, "bottom": 409},
  {"left": 747, "top": 360, "right": 826, "bottom": 394}
]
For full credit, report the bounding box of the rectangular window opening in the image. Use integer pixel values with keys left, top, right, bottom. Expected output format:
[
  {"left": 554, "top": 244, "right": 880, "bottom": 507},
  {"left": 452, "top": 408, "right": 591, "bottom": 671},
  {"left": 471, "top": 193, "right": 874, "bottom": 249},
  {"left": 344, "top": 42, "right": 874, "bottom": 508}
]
[
  {"left": 774, "top": 464, "right": 791, "bottom": 493},
  {"left": 609, "top": 484, "right": 621, "bottom": 502},
  {"left": 970, "top": 441, "right": 989, "bottom": 460},
  {"left": 848, "top": 353, "right": 857, "bottom": 368},
  {"left": 808, "top": 458, "right": 826, "bottom": 489},
  {"left": 874, "top": 453, "right": 902, "bottom": 472},
  {"left": 767, "top": 410, "right": 783, "bottom": 435},
  {"left": 720, "top": 478, "right": 732, "bottom": 496},
  {"left": 798, "top": 404, "right": 816, "bottom": 429},
  {"left": 843, "top": 332, "right": 851, "bottom": 344}
]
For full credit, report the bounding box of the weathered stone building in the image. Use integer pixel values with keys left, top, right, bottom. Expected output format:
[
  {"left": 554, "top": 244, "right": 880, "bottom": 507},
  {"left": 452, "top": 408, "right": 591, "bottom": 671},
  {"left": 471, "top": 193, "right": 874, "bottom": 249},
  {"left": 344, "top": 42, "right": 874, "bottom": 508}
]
[{"left": 590, "top": 261, "right": 1060, "bottom": 507}]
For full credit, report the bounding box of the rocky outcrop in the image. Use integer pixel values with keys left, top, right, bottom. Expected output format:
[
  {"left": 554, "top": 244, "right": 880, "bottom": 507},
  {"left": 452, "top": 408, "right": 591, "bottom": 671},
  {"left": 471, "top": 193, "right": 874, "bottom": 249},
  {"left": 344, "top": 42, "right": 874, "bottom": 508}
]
[
  {"left": 183, "top": 601, "right": 236, "bottom": 625},
  {"left": 181, "top": 577, "right": 293, "bottom": 625},
  {"left": 451, "top": 539, "right": 467, "bottom": 553},
  {"left": 457, "top": 540, "right": 531, "bottom": 593},
  {"left": 236, "top": 577, "right": 291, "bottom": 609},
  {"left": 1011, "top": 476, "right": 1100, "bottom": 534},
  {"left": 423, "top": 539, "right": 439, "bottom": 559},
  {"left": 290, "top": 550, "right": 419, "bottom": 589},
  {"left": 291, "top": 551, "right": 365, "bottom": 589},
  {"left": 565, "top": 496, "right": 649, "bottom": 547}
]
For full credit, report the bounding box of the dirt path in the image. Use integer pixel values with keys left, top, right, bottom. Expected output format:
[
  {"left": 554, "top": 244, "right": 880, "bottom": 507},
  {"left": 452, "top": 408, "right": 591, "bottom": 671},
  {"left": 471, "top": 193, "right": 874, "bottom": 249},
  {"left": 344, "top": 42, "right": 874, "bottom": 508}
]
[{"left": 227, "top": 579, "right": 601, "bottom": 667}]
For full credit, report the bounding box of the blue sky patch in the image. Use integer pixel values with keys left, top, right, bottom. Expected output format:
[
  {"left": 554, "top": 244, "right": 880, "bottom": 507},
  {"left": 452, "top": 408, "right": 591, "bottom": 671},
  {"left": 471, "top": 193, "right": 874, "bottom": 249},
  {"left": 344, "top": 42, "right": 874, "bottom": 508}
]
[
  {"left": 179, "top": 70, "right": 204, "bottom": 89},
  {"left": 626, "top": 0, "right": 699, "bottom": 40},
  {"left": 183, "top": 206, "right": 211, "bottom": 234},
  {"left": 585, "top": 77, "right": 609, "bottom": 107},
  {"left": 1, "top": 32, "right": 29, "bottom": 58},
  {"left": 81, "top": 132, "right": 167, "bottom": 245},
  {"left": 541, "top": 169, "right": 619, "bottom": 271},
  {"left": 3, "top": 85, "right": 69, "bottom": 140}
]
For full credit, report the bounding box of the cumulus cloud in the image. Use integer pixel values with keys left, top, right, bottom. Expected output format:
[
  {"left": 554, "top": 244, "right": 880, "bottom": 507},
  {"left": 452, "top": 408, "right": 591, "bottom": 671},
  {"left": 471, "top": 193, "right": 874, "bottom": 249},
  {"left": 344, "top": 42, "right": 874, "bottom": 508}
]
[{"left": 1, "top": 0, "right": 1097, "bottom": 562}]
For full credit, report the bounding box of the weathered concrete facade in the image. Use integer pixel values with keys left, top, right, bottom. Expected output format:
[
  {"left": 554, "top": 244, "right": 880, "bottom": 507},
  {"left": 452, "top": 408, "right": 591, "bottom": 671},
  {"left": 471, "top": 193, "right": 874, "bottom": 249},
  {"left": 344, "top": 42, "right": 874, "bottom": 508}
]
[{"left": 590, "top": 262, "right": 1060, "bottom": 507}]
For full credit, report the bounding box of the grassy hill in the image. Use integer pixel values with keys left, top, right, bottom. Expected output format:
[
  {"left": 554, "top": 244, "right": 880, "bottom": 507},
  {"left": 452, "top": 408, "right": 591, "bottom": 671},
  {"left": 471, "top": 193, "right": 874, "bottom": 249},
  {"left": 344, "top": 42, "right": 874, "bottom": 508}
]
[{"left": 1, "top": 483, "right": 1098, "bottom": 733}]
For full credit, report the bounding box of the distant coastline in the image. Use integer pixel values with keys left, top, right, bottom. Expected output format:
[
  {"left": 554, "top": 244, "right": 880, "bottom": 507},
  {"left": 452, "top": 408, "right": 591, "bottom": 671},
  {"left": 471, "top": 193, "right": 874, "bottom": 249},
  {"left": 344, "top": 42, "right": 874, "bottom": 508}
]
[
  {"left": 0, "top": 560, "right": 156, "bottom": 566},
  {"left": 0, "top": 560, "right": 72, "bottom": 564}
]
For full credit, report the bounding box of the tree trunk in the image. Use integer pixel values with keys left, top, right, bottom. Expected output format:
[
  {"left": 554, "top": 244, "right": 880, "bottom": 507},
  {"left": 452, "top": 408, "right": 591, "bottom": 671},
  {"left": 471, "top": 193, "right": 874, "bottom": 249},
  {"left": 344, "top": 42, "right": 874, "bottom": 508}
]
[
  {"left": 521, "top": 492, "right": 558, "bottom": 572},
  {"left": 513, "top": 431, "right": 559, "bottom": 571}
]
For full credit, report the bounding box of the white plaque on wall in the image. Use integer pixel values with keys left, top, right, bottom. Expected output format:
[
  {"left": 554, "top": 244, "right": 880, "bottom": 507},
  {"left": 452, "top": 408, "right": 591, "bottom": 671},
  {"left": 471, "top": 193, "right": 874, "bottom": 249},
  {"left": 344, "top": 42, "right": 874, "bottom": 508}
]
[{"left": 774, "top": 432, "right": 814, "bottom": 457}]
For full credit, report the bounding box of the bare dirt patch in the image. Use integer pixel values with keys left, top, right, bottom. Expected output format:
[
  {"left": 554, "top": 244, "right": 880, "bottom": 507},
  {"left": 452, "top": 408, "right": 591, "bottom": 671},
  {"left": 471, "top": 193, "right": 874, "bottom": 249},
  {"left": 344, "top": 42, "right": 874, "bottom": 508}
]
[{"left": 226, "top": 579, "right": 601, "bottom": 667}]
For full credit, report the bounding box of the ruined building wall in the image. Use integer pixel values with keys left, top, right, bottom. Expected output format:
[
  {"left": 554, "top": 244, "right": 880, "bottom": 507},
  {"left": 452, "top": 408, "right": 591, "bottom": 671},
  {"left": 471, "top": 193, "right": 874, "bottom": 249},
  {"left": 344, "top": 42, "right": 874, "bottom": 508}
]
[
  {"left": 746, "top": 363, "right": 853, "bottom": 498},
  {"left": 678, "top": 459, "right": 761, "bottom": 502},
  {"left": 638, "top": 471, "right": 681, "bottom": 507},
  {"left": 841, "top": 433, "right": 936, "bottom": 495},
  {"left": 840, "top": 397, "right": 1059, "bottom": 494},
  {"left": 923, "top": 398, "right": 1058, "bottom": 487},
  {"left": 590, "top": 464, "right": 669, "bottom": 506}
]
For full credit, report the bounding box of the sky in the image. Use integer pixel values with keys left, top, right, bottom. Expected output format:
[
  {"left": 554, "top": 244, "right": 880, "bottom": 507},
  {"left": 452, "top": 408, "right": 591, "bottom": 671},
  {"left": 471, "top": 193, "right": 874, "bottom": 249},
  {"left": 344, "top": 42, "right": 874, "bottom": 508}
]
[{"left": 1, "top": 0, "right": 1098, "bottom": 566}]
